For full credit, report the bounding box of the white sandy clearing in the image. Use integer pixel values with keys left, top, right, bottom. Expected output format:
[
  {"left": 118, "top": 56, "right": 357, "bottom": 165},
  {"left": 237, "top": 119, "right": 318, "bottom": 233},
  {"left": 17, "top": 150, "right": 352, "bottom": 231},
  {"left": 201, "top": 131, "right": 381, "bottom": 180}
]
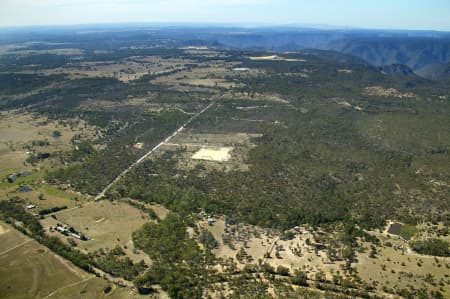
[
  {"left": 192, "top": 147, "right": 233, "bottom": 162},
  {"left": 364, "top": 86, "right": 416, "bottom": 98},
  {"left": 249, "top": 55, "right": 306, "bottom": 62},
  {"left": 133, "top": 142, "right": 144, "bottom": 149}
]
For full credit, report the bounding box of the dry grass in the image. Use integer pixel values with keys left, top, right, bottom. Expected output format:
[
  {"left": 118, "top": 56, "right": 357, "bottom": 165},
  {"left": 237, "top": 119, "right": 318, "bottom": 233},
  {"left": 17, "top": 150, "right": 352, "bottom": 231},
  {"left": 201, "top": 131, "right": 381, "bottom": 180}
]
[
  {"left": 151, "top": 61, "right": 245, "bottom": 90},
  {"left": 40, "top": 201, "right": 153, "bottom": 263},
  {"left": 364, "top": 86, "right": 416, "bottom": 98},
  {"left": 0, "top": 221, "right": 143, "bottom": 299},
  {"left": 0, "top": 221, "right": 87, "bottom": 299},
  {"left": 38, "top": 56, "right": 190, "bottom": 82},
  {"left": 356, "top": 229, "right": 450, "bottom": 296},
  {"left": 1, "top": 187, "right": 85, "bottom": 212},
  {"left": 0, "top": 110, "right": 97, "bottom": 172},
  {"left": 201, "top": 218, "right": 346, "bottom": 280}
]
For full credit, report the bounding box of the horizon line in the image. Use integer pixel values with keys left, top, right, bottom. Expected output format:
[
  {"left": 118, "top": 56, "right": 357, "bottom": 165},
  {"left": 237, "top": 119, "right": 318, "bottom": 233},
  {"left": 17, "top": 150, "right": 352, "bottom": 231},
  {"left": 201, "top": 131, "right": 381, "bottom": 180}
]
[{"left": 0, "top": 21, "right": 449, "bottom": 34}]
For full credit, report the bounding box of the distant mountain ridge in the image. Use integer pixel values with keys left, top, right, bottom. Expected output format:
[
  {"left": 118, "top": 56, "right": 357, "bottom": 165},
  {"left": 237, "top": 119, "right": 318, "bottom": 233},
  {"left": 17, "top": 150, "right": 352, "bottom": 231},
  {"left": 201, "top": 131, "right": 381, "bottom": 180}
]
[
  {"left": 415, "top": 62, "right": 450, "bottom": 80},
  {"left": 323, "top": 37, "right": 450, "bottom": 71},
  {"left": 2, "top": 25, "right": 450, "bottom": 80},
  {"left": 177, "top": 29, "right": 450, "bottom": 79}
]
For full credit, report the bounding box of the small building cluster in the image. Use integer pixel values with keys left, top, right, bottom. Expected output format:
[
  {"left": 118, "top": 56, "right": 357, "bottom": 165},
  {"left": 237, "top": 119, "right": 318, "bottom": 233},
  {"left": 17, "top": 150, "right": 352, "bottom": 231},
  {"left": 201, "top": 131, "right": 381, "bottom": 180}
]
[
  {"left": 6, "top": 171, "right": 31, "bottom": 183},
  {"left": 50, "top": 223, "right": 89, "bottom": 241}
]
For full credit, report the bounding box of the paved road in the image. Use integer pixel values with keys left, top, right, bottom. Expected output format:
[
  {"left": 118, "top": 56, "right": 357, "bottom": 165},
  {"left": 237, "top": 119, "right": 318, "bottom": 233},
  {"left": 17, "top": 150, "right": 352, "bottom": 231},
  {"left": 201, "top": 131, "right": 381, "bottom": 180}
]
[{"left": 94, "top": 101, "right": 215, "bottom": 200}]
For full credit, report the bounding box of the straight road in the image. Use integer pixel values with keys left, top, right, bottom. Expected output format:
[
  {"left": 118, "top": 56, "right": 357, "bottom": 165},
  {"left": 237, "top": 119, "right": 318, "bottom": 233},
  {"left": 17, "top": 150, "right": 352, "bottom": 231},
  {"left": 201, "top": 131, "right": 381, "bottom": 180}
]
[{"left": 94, "top": 101, "right": 214, "bottom": 200}]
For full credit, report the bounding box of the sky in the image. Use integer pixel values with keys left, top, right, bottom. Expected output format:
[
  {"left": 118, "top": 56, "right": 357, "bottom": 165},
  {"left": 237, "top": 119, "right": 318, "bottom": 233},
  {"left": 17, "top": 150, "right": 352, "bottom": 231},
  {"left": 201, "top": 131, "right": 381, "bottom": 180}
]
[{"left": 0, "top": 0, "right": 449, "bottom": 31}]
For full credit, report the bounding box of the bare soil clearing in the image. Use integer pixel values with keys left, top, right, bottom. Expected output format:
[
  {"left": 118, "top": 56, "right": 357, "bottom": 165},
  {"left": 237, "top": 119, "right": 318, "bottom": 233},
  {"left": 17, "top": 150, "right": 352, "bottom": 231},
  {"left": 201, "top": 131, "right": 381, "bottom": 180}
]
[
  {"left": 249, "top": 55, "right": 306, "bottom": 62},
  {"left": 364, "top": 86, "right": 416, "bottom": 98},
  {"left": 201, "top": 218, "right": 347, "bottom": 280},
  {"left": 159, "top": 131, "right": 260, "bottom": 172},
  {"left": 192, "top": 147, "right": 233, "bottom": 162}
]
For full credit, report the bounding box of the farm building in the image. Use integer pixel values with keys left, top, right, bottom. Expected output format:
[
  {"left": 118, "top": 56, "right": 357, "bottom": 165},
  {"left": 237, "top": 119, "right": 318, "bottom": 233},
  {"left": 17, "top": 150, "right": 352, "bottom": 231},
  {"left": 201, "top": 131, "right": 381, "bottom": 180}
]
[
  {"left": 70, "top": 233, "right": 82, "bottom": 239},
  {"left": 7, "top": 174, "right": 17, "bottom": 183},
  {"left": 18, "top": 186, "right": 33, "bottom": 193},
  {"left": 19, "top": 171, "right": 32, "bottom": 177}
]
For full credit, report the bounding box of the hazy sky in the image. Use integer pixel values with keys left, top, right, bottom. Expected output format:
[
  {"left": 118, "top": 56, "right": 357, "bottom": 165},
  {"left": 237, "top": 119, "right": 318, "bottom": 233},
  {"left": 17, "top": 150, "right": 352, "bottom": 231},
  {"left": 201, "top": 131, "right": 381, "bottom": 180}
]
[{"left": 1, "top": 0, "right": 449, "bottom": 31}]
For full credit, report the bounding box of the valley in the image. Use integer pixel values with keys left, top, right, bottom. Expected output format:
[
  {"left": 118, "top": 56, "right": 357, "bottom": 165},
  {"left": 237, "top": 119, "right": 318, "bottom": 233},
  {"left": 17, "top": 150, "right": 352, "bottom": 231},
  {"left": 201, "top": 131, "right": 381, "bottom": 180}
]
[{"left": 0, "top": 28, "right": 449, "bottom": 299}]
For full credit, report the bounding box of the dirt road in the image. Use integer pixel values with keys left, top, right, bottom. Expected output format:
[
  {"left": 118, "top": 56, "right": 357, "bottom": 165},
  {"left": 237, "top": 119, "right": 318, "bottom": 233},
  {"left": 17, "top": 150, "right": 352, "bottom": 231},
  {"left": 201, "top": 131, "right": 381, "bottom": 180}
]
[{"left": 94, "top": 101, "right": 215, "bottom": 200}]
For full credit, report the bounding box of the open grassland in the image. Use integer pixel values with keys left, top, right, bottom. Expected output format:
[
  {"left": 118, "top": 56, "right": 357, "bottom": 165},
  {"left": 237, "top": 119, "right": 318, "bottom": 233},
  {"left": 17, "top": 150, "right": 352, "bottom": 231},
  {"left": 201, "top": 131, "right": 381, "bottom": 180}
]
[
  {"left": 38, "top": 56, "right": 191, "bottom": 82},
  {"left": 40, "top": 200, "right": 155, "bottom": 263},
  {"left": 356, "top": 229, "right": 450, "bottom": 297},
  {"left": 0, "top": 42, "right": 83, "bottom": 56},
  {"left": 43, "top": 278, "right": 140, "bottom": 299},
  {"left": 0, "top": 169, "right": 89, "bottom": 213},
  {"left": 0, "top": 221, "right": 144, "bottom": 299},
  {"left": 0, "top": 110, "right": 97, "bottom": 171},
  {"left": 0, "top": 183, "right": 86, "bottom": 211},
  {"left": 151, "top": 61, "right": 248, "bottom": 90},
  {"left": 0, "top": 221, "right": 87, "bottom": 299}
]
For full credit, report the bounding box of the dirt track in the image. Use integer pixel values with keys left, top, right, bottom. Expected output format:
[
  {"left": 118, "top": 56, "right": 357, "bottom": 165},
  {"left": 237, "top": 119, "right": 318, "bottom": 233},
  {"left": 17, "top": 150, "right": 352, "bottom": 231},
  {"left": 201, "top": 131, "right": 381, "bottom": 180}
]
[{"left": 95, "top": 101, "right": 215, "bottom": 200}]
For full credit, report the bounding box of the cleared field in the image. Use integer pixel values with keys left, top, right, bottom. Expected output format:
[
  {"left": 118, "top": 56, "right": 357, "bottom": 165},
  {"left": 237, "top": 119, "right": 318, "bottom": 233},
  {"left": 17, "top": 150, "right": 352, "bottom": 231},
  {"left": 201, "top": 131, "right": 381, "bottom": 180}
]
[
  {"left": 44, "top": 278, "right": 147, "bottom": 299},
  {"left": 0, "top": 111, "right": 96, "bottom": 171},
  {"left": 0, "top": 221, "right": 86, "bottom": 299},
  {"left": 0, "top": 143, "right": 29, "bottom": 174},
  {"left": 38, "top": 56, "right": 191, "bottom": 82},
  {"left": 4, "top": 187, "right": 84, "bottom": 210},
  {"left": 159, "top": 131, "right": 260, "bottom": 172},
  {"left": 192, "top": 147, "right": 233, "bottom": 162},
  {"left": 40, "top": 201, "right": 152, "bottom": 263},
  {"left": 363, "top": 86, "right": 416, "bottom": 98},
  {"left": 0, "top": 223, "right": 29, "bottom": 254},
  {"left": 151, "top": 61, "right": 246, "bottom": 90},
  {"left": 356, "top": 231, "right": 450, "bottom": 296},
  {"left": 249, "top": 55, "right": 306, "bottom": 62},
  {"left": 0, "top": 221, "right": 143, "bottom": 299},
  {"left": 0, "top": 42, "right": 83, "bottom": 56},
  {"left": 0, "top": 170, "right": 88, "bottom": 212}
]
